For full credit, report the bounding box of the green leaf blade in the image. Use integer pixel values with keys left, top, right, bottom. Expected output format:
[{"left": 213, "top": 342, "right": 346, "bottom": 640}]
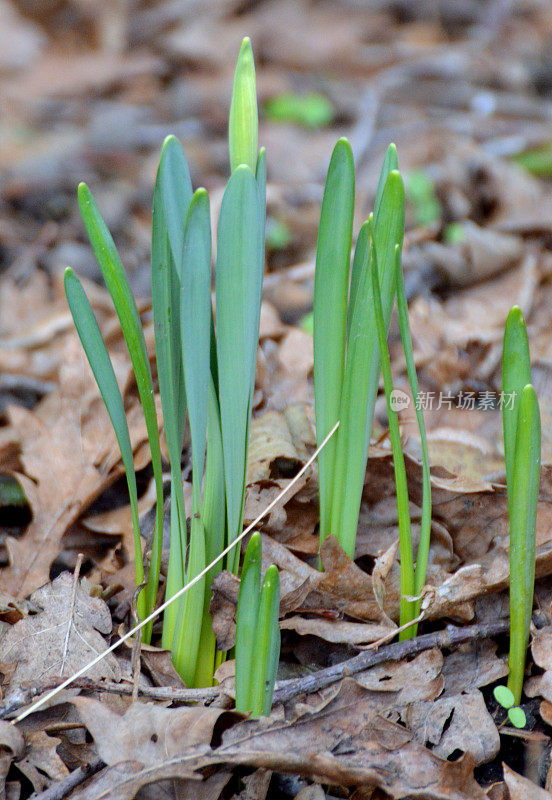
[
  {"left": 502, "top": 306, "right": 531, "bottom": 513},
  {"left": 64, "top": 268, "right": 145, "bottom": 615},
  {"left": 314, "top": 138, "right": 355, "bottom": 547},
  {"left": 251, "top": 563, "right": 280, "bottom": 717},
  {"left": 507, "top": 383, "right": 540, "bottom": 704},
  {"left": 235, "top": 532, "right": 262, "bottom": 712},
  {"left": 330, "top": 169, "right": 405, "bottom": 559},
  {"left": 215, "top": 164, "right": 263, "bottom": 571},
  {"left": 181, "top": 188, "right": 212, "bottom": 487},
  {"left": 229, "top": 37, "right": 258, "bottom": 173}
]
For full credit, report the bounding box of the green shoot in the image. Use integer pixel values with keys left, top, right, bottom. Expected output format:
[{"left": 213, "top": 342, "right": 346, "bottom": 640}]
[
  {"left": 151, "top": 135, "right": 191, "bottom": 651},
  {"left": 229, "top": 36, "right": 258, "bottom": 173},
  {"left": 235, "top": 532, "right": 262, "bottom": 712},
  {"left": 370, "top": 220, "right": 414, "bottom": 636},
  {"left": 66, "top": 38, "right": 265, "bottom": 689},
  {"left": 502, "top": 306, "right": 531, "bottom": 518},
  {"left": 63, "top": 268, "right": 145, "bottom": 621},
  {"left": 507, "top": 383, "right": 540, "bottom": 704},
  {"left": 500, "top": 307, "right": 541, "bottom": 706},
  {"left": 313, "top": 138, "right": 354, "bottom": 549},
  {"left": 235, "top": 533, "right": 280, "bottom": 717},
  {"left": 73, "top": 184, "right": 167, "bottom": 641},
  {"left": 395, "top": 246, "right": 432, "bottom": 634},
  {"left": 315, "top": 144, "right": 405, "bottom": 561},
  {"left": 216, "top": 165, "right": 264, "bottom": 574},
  {"left": 330, "top": 159, "right": 404, "bottom": 560}
]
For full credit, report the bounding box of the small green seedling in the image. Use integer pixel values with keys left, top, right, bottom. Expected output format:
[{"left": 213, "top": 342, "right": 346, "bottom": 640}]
[
  {"left": 235, "top": 533, "right": 280, "bottom": 717},
  {"left": 405, "top": 169, "right": 442, "bottom": 227},
  {"left": 493, "top": 685, "right": 527, "bottom": 729},
  {"left": 264, "top": 92, "right": 335, "bottom": 129},
  {"left": 500, "top": 306, "right": 541, "bottom": 706}
]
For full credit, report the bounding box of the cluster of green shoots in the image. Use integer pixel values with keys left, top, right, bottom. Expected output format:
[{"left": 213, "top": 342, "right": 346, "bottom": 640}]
[
  {"left": 313, "top": 140, "right": 432, "bottom": 639},
  {"left": 493, "top": 306, "right": 541, "bottom": 727},
  {"left": 65, "top": 38, "right": 280, "bottom": 712},
  {"left": 65, "top": 34, "right": 540, "bottom": 719}
]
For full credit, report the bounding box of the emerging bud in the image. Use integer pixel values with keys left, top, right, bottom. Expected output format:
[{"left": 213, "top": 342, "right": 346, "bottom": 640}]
[{"left": 229, "top": 37, "right": 258, "bottom": 173}]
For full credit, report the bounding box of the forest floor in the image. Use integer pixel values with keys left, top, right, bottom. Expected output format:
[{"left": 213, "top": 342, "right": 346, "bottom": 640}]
[{"left": 3, "top": 1, "right": 552, "bottom": 798}]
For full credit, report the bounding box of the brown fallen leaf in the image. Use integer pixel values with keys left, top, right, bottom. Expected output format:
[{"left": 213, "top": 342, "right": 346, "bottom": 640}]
[
  {"left": 15, "top": 729, "right": 69, "bottom": 794},
  {"left": 440, "top": 641, "right": 508, "bottom": 696},
  {"left": 3, "top": 337, "right": 151, "bottom": 599},
  {"left": 503, "top": 764, "right": 552, "bottom": 800},
  {"left": 0, "top": 572, "right": 120, "bottom": 700},
  {"left": 71, "top": 697, "right": 234, "bottom": 766},
  {"left": 356, "top": 649, "right": 444, "bottom": 706},
  {"left": 0, "top": 719, "right": 24, "bottom": 797},
  {"left": 71, "top": 680, "right": 486, "bottom": 799},
  {"left": 406, "top": 690, "right": 500, "bottom": 766},
  {"left": 233, "top": 768, "right": 272, "bottom": 800},
  {"left": 280, "top": 617, "right": 394, "bottom": 645}
]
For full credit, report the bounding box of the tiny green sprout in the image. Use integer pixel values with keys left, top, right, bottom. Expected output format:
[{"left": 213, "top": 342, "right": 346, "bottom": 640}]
[
  {"left": 406, "top": 169, "right": 441, "bottom": 227},
  {"left": 264, "top": 91, "right": 334, "bottom": 129},
  {"left": 443, "top": 222, "right": 465, "bottom": 245},
  {"left": 493, "top": 685, "right": 527, "bottom": 729},
  {"left": 235, "top": 533, "right": 281, "bottom": 717},
  {"left": 508, "top": 706, "right": 527, "bottom": 729},
  {"left": 513, "top": 143, "right": 552, "bottom": 177},
  {"left": 229, "top": 36, "right": 258, "bottom": 173},
  {"left": 266, "top": 217, "right": 291, "bottom": 251}
]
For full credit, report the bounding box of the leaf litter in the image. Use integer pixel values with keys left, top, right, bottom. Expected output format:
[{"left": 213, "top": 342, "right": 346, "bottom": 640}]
[{"left": 4, "top": 1, "right": 552, "bottom": 798}]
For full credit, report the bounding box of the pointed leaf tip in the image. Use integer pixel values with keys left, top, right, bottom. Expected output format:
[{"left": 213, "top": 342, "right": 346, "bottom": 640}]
[{"left": 229, "top": 37, "right": 258, "bottom": 173}]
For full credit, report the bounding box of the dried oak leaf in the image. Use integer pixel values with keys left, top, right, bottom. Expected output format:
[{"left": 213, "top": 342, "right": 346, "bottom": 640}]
[
  {"left": 503, "top": 764, "right": 552, "bottom": 800},
  {"left": 0, "top": 572, "right": 120, "bottom": 698},
  {"left": 72, "top": 679, "right": 485, "bottom": 800},
  {"left": 14, "top": 729, "right": 69, "bottom": 794},
  {"left": 0, "top": 720, "right": 24, "bottom": 796},
  {"left": 405, "top": 690, "right": 499, "bottom": 766},
  {"left": 3, "top": 337, "right": 150, "bottom": 599},
  {"left": 71, "top": 697, "right": 233, "bottom": 766}
]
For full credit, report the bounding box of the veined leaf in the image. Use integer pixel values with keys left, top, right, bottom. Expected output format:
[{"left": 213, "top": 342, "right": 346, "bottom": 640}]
[
  {"left": 314, "top": 138, "right": 355, "bottom": 547},
  {"left": 64, "top": 269, "right": 145, "bottom": 617},
  {"left": 216, "top": 165, "right": 263, "bottom": 573},
  {"left": 235, "top": 532, "right": 262, "bottom": 712}
]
